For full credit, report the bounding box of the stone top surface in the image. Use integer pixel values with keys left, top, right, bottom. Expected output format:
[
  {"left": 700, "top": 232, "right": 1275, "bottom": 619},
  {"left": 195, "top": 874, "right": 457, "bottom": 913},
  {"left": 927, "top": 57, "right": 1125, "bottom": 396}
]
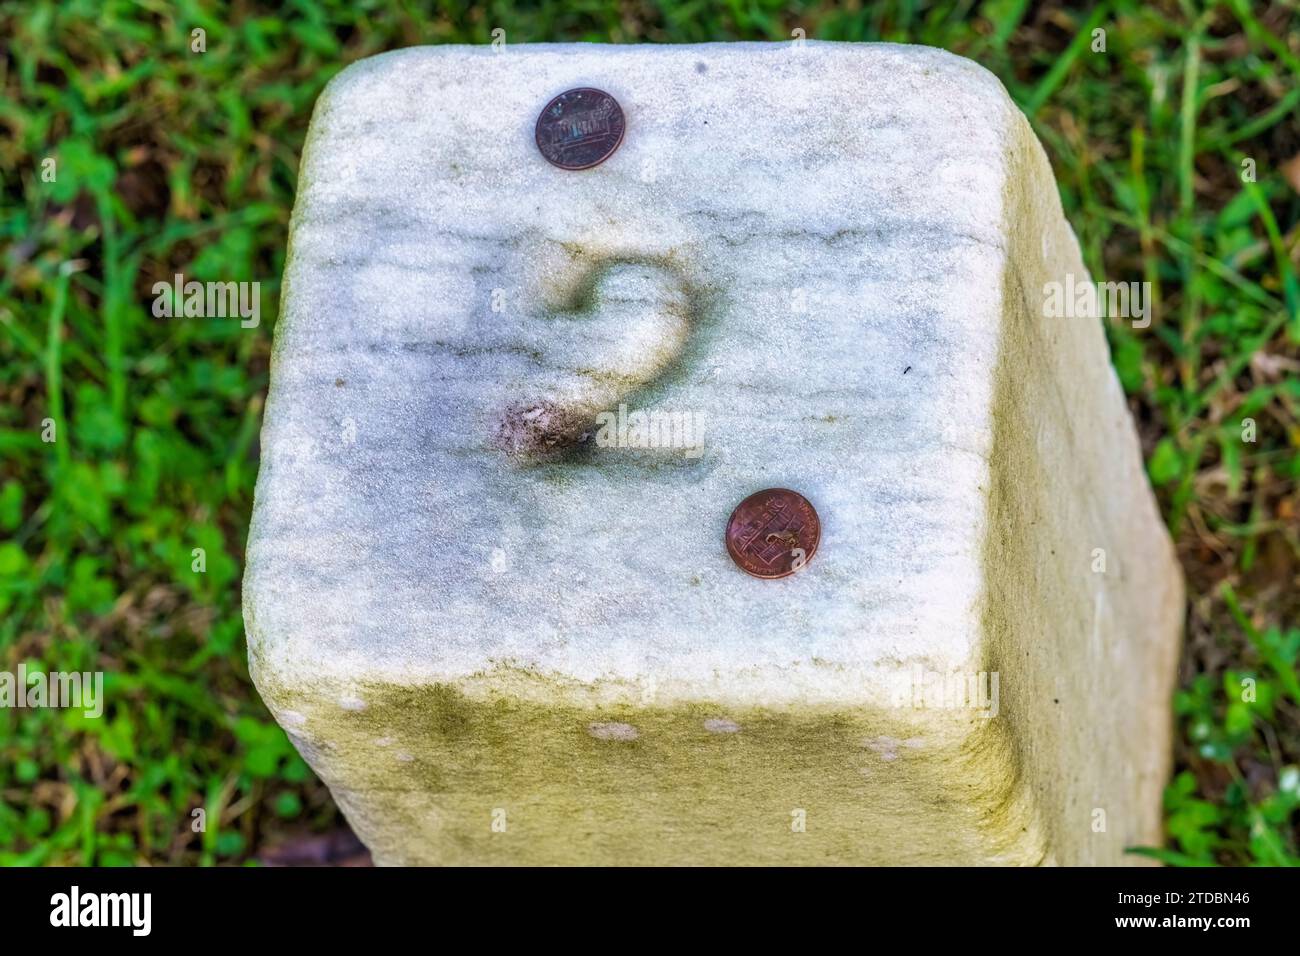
[{"left": 246, "top": 42, "right": 1030, "bottom": 706}]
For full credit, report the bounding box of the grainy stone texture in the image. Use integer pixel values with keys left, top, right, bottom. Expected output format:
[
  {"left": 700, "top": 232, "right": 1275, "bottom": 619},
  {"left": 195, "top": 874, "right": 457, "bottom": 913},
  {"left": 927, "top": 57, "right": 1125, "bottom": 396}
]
[{"left": 244, "top": 41, "right": 1184, "bottom": 865}]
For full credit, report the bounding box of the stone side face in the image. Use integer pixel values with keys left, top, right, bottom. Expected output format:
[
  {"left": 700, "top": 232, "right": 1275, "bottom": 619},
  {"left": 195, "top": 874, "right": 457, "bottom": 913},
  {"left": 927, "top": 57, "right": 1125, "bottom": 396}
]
[
  {"left": 978, "top": 113, "right": 1184, "bottom": 865},
  {"left": 245, "top": 42, "right": 1182, "bottom": 865},
  {"left": 259, "top": 678, "right": 1045, "bottom": 866}
]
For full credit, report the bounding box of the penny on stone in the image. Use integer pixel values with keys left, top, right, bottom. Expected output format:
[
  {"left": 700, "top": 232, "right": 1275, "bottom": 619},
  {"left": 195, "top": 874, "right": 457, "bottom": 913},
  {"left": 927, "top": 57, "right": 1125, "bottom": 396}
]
[
  {"left": 725, "top": 488, "right": 820, "bottom": 579},
  {"left": 534, "top": 88, "right": 626, "bottom": 170}
]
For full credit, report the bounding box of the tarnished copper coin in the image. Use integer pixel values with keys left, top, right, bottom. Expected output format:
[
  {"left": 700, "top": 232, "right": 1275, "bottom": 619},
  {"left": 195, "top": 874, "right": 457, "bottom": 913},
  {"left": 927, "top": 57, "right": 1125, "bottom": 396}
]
[
  {"left": 725, "top": 488, "right": 820, "bottom": 579},
  {"left": 534, "top": 88, "right": 625, "bottom": 170}
]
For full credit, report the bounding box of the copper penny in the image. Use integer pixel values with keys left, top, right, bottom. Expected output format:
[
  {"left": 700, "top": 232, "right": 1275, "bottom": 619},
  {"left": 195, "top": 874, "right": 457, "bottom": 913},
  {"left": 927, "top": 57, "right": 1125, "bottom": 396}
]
[
  {"left": 725, "top": 488, "right": 820, "bottom": 579},
  {"left": 534, "top": 88, "right": 625, "bottom": 170}
]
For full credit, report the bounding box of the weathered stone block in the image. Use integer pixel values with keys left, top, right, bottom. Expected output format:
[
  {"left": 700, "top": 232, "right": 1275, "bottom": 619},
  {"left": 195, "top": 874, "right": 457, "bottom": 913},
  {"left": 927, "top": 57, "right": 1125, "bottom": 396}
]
[{"left": 244, "top": 42, "right": 1183, "bottom": 865}]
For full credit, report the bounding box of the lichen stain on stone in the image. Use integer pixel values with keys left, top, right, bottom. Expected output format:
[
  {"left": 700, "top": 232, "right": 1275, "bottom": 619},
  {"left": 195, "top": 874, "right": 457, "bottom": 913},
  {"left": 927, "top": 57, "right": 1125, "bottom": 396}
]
[{"left": 259, "top": 667, "right": 1050, "bottom": 865}]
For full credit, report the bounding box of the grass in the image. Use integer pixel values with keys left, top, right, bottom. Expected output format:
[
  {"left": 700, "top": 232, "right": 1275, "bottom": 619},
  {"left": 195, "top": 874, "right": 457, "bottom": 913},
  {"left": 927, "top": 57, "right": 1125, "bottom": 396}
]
[{"left": 0, "top": 0, "right": 1296, "bottom": 866}]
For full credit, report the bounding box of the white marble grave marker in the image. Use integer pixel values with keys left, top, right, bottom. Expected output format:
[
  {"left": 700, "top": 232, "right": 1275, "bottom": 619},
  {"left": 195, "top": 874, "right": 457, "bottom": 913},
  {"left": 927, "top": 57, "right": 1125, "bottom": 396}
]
[{"left": 244, "top": 42, "right": 1183, "bottom": 865}]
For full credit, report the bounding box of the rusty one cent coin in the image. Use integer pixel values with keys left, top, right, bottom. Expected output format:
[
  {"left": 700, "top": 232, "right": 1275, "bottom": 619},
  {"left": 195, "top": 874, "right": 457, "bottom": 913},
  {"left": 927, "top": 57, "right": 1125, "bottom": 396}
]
[
  {"left": 535, "top": 88, "right": 626, "bottom": 170},
  {"left": 725, "top": 488, "right": 820, "bottom": 579}
]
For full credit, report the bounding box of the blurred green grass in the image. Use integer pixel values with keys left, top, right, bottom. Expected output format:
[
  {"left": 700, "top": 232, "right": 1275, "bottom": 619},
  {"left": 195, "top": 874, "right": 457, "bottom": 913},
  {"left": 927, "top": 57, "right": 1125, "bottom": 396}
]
[{"left": 0, "top": 0, "right": 1297, "bottom": 865}]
